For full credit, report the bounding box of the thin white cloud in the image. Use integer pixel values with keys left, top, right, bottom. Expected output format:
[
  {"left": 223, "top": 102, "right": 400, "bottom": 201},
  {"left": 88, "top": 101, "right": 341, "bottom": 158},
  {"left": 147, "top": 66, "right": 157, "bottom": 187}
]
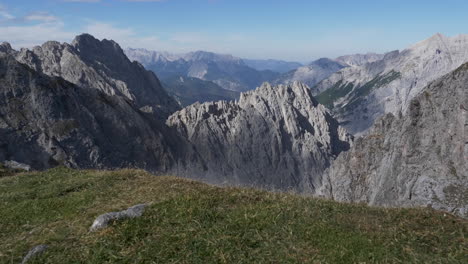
[
  {"left": 0, "top": 22, "right": 76, "bottom": 48},
  {"left": 84, "top": 22, "right": 134, "bottom": 40},
  {"left": 0, "top": 5, "right": 15, "bottom": 20},
  {"left": 24, "top": 12, "right": 59, "bottom": 23},
  {"left": 83, "top": 21, "right": 172, "bottom": 50},
  {"left": 0, "top": 4, "right": 284, "bottom": 60}
]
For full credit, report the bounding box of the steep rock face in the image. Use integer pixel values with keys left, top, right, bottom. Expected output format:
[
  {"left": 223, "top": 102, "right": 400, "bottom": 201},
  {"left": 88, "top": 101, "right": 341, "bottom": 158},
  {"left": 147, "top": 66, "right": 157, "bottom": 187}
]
[
  {"left": 0, "top": 42, "right": 14, "bottom": 54},
  {"left": 14, "top": 34, "right": 179, "bottom": 118},
  {"left": 125, "top": 48, "right": 279, "bottom": 92},
  {"left": 318, "top": 63, "right": 468, "bottom": 217},
  {"left": 273, "top": 58, "right": 347, "bottom": 89},
  {"left": 0, "top": 53, "right": 182, "bottom": 170},
  {"left": 168, "top": 82, "right": 352, "bottom": 191},
  {"left": 315, "top": 33, "right": 468, "bottom": 135}
]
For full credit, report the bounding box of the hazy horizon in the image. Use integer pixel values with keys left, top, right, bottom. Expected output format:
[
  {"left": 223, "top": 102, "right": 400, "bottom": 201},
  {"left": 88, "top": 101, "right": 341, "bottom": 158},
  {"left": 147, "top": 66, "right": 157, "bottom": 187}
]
[{"left": 1, "top": 0, "right": 468, "bottom": 62}]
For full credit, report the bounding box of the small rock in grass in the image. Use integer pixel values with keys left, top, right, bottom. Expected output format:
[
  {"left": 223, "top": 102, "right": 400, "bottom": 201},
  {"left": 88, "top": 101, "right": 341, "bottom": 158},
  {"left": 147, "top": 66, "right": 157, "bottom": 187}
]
[
  {"left": 89, "top": 204, "right": 147, "bottom": 232},
  {"left": 21, "top": 244, "right": 48, "bottom": 264},
  {"left": 4, "top": 160, "right": 31, "bottom": 171}
]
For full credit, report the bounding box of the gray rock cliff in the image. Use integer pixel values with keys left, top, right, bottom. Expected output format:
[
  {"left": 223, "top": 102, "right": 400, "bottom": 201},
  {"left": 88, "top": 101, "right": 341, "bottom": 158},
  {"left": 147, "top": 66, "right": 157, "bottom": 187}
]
[
  {"left": 0, "top": 53, "right": 183, "bottom": 170},
  {"left": 14, "top": 34, "right": 180, "bottom": 119},
  {"left": 168, "top": 82, "right": 352, "bottom": 191},
  {"left": 318, "top": 63, "right": 468, "bottom": 218},
  {"left": 315, "top": 33, "right": 468, "bottom": 135}
]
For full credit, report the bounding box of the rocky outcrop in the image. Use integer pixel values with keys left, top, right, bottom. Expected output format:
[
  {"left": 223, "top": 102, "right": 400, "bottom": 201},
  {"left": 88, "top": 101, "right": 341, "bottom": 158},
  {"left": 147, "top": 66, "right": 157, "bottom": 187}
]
[
  {"left": 318, "top": 63, "right": 468, "bottom": 218},
  {"left": 3, "top": 160, "right": 31, "bottom": 171},
  {"left": 14, "top": 34, "right": 179, "bottom": 119},
  {"left": 168, "top": 82, "right": 352, "bottom": 191},
  {"left": 0, "top": 53, "right": 183, "bottom": 170},
  {"left": 315, "top": 33, "right": 468, "bottom": 135}
]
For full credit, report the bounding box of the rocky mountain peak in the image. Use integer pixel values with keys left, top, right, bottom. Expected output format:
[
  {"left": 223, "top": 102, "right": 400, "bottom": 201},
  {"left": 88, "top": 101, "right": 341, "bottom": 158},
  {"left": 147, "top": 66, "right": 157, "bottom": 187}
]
[
  {"left": 72, "top": 33, "right": 117, "bottom": 49},
  {"left": 168, "top": 82, "right": 352, "bottom": 191},
  {"left": 71, "top": 33, "right": 128, "bottom": 64},
  {"left": 310, "top": 58, "right": 345, "bottom": 68},
  {"left": 0, "top": 52, "right": 183, "bottom": 171},
  {"left": 241, "top": 81, "right": 318, "bottom": 108},
  {"left": 273, "top": 59, "right": 347, "bottom": 90},
  {"left": 0, "top": 42, "right": 13, "bottom": 54},
  {"left": 14, "top": 33, "right": 180, "bottom": 118},
  {"left": 315, "top": 33, "right": 468, "bottom": 135}
]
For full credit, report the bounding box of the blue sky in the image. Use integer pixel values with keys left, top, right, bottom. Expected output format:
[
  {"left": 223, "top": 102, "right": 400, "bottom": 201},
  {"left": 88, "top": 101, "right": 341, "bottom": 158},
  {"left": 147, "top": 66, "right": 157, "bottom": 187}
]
[{"left": 1, "top": 0, "right": 468, "bottom": 62}]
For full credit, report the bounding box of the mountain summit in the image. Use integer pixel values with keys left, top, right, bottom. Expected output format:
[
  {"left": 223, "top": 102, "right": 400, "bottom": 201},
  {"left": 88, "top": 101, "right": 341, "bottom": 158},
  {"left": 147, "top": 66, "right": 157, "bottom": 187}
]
[
  {"left": 14, "top": 34, "right": 180, "bottom": 118},
  {"left": 315, "top": 33, "right": 468, "bottom": 134},
  {"left": 168, "top": 81, "right": 352, "bottom": 191}
]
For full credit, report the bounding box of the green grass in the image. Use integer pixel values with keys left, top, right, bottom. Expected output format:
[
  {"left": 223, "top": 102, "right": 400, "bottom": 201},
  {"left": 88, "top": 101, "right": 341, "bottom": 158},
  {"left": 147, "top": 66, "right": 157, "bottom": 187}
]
[
  {"left": 317, "top": 71, "right": 402, "bottom": 112},
  {"left": 0, "top": 163, "right": 24, "bottom": 178},
  {"left": 0, "top": 168, "right": 466, "bottom": 263},
  {"left": 316, "top": 81, "right": 354, "bottom": 108},
  {"left": 343, "top": 71, "right": 402, "bottom": 112}
]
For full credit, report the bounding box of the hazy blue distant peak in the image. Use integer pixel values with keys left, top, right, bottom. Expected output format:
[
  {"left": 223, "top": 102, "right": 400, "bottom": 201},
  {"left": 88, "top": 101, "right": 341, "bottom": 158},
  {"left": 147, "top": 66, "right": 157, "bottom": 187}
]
[
  {"left": 309, "top": 58, "right": 347, "bottom": 68},
  {"left": 125, "top": 48, "right": 245, "bottom": 66},
  {"left": 243, "top": 58, "right": 303, "bottom": 73},
  {"left": 184, "top": 51, "right": 244, "bottom": 64}
]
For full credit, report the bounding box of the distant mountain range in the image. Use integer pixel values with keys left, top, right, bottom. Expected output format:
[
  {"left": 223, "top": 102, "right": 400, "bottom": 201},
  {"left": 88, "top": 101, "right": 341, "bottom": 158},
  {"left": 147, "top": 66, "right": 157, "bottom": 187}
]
[
  {"left": 242, "top": 59, "right": 303, "bottom": 73},
  {"left": 125, "top": 49, "right": 279, "bottom": 92},
  {"left": 1, "top": 33, "right": 467, "bottom": 218},
  {"left": 273, "top": 54, "right": 385, "bottom": 89},
  {"left": 272, "top": 58, "right": 347, "bottom": 88},
  {"left": 125, "top": 48, "right": 387, "bottom": 99},
  {"left": 162, "top": 76, "right": 239, "bottom": 107}
]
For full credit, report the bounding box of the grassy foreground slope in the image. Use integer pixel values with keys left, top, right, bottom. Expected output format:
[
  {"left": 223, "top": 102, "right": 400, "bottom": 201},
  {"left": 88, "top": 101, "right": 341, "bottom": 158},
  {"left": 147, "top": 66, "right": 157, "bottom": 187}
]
[{"left": 0, "top": 168, "right": 466, "bottom": 263}]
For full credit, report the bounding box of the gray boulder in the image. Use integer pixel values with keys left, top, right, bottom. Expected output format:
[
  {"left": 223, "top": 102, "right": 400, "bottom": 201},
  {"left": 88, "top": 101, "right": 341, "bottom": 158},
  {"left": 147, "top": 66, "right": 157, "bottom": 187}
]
[
  {"left": 3, "top": 160, "right": 31, "bottom": 171},
  {"left": 90, "top": 204, "right": 147, "bottom": 232},
  {"left": 21, "top": 244, "right": 48, "bottom": 264}
]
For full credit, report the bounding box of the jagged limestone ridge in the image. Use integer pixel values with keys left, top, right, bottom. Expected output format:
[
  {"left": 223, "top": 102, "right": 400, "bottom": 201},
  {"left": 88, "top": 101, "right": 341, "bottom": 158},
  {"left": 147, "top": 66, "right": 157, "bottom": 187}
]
[{"left": 168, "top": 81, "right": 352, "bottom": 191}]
